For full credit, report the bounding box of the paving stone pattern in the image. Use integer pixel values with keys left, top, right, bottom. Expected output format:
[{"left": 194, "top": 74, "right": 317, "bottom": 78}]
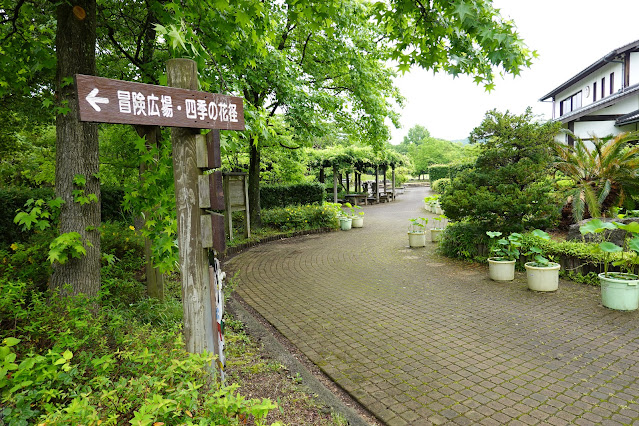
[{"left": 226, "top": 186, "right": 639, "bottom": 425}]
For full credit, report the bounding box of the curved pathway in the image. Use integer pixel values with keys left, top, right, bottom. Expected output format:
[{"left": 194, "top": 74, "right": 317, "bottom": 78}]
[{"left": 226, "top": 186, "right": 639, "bottom": 425}]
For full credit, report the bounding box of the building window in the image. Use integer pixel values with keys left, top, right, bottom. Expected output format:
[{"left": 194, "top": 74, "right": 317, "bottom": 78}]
[
  {"left": 559, "top": 91, "right": 583, "bottom": 116},
  {"left": 610, "top": 72, "right": 615, "bottom": 93},
  {"left": 602, "top": 77, "right": 605, "bottom": 98},
  {"left": 593, "top": 81, "right": 597, "bottom": 101}
]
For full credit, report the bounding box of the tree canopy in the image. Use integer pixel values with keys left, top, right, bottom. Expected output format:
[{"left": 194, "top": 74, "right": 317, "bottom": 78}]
[
  {"left": 373, "top": 0, "right": 536, "bottom": 90},
  {"left": 0, "top": 0, "right": 537, "bottom": 290}
]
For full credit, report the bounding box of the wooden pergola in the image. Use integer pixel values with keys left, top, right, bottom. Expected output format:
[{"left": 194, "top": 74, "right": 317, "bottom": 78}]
[{"left": 308, "top": 146, "right": 408, "bottom": 204}]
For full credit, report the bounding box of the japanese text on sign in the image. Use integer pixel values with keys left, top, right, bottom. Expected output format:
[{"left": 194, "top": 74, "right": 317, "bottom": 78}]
[
  {"left": 75, "top": 74, "right": 245, "bottom": 130},
  {"left": 115, "top": 90, "right": 239, "bottom": 123}
]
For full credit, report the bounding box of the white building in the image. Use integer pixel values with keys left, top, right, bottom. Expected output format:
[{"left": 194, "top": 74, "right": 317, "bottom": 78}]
[{"left": 539, "top": 39, "right": 639, "bottom": 144}]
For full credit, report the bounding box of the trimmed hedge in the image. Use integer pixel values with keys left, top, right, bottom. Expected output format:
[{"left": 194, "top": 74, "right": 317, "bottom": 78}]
[
  {"left": 428, "top": 162, "right": 474, "bottom": 183},
  {"left": 260, "top": 182, "right": 324, "bottom": 209},
  {"left": 449, "top": 163, "right": 474, "bottom": 179},
  {"left": 427, "top": 164, "right": 449, "bottom": 182}
]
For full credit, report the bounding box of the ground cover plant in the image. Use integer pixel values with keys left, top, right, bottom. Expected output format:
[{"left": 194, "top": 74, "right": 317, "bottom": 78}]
[{"left": 0, "top": 214, "right": 347, "bottom": 425}]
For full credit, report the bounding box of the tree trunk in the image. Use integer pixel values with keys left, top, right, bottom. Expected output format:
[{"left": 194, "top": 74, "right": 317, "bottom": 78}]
[
  {"left": 333, "top": 165, "right": 338, "bottom": 203},
  {"left": 383, "top": 166, "right": 387, "bottom": 194},
  {"left": 319, "top": 167, "right": 325, "bottom": 183},
  {"left": 167, "top": 59, "right": 214, "bottom": 354},
  {"left": 51, "top": 0, "right": 101, "bottom": 298},
  {"left": 375, "top": 165, "right": 380, "bottom": 203},
  {"left": 135, "top": 126, "right": 165, "bottom": 300},
  {"left": 248, "top": 141, "right": 262, "bottom": 228}
]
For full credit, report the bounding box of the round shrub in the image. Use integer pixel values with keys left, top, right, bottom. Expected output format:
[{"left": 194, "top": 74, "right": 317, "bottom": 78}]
[
  {"left": 438, "top": 221, "right": 490, "bottom": 260},
  {"left": 440, "top": 109, "right": 562, "bottom": 233},
  {"left": 431, "top": 178, "right": 451, "bottom": 194}
]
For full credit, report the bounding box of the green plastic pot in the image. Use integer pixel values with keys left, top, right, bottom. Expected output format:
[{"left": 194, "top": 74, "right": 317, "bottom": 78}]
[
  {"left": 599, "top": 273, "right": 639, "bottom": 311},
  {"left": 339, "top": 217, "right": 352, "bottom": 231}
]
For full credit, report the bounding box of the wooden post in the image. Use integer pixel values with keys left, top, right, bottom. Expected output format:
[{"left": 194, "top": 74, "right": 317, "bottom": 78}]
[
  {"left": 223, "top": 175, "right": 233, "bottom": 240},
  {"left": 346, "top": 172, "right": 350, "bottom": 194},
  {"left": 392, "top": 167, "right": 396, "bottom": 201},
  {"left": 243, "top": 175, "right": 251, "bottom": 238},
  {"left": 333, "top": 164, "right": 338, "bottom": 203},
  {"left": 383, "top": 166, "right": 387, "bottom": 195},
  {"left": 375, "top": 165, "right": 380, "bottom": 203},
  {"left": 167, "top": 58, "right": 214, "bottom": 355}
]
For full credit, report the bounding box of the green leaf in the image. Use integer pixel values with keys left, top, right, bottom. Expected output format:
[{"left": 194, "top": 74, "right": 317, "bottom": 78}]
[
  {"left": 3, "top": 338, "right": 20, "bottom": 347},
  {"left": 531, "top": 229, "right": 550, "bottom": 241},
  {"left": 73, "top": 174, "right": 86, "bottom": 187},
  {"left": 599, "top": 241, "right": 623, "bottom": 253},
  {"left": 628, "top": 236, "right": 639, "bottom": 253},
  {"left": 454, "top": 2, "right": 473, "bottom": 23},
  {"left": 614, "top": 222, "right": 639, "bottom": 234}
]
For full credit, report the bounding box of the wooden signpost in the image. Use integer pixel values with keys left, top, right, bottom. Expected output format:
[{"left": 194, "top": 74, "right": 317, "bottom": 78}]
[
  {"left": 76, "top": 63, "right": 244, "bottom": 382},
  {"left": 75, "top": 74, "right": 244, "bottom": 130}
]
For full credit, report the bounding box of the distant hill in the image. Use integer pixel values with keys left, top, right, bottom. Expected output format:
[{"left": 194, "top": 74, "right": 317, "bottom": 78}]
[{"left": 450, "top": 138, "right": 470, "bottom": 145}]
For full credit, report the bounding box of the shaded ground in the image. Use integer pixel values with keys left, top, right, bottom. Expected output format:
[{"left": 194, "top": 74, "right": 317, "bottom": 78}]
[{"left": 226, "top": 186, "right": 639, "bottom": 425}]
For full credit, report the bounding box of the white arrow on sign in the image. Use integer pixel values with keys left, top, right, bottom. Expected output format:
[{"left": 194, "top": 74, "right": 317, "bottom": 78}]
[{"left": 85, "top": 88, "right": 109, "bottom": 112}]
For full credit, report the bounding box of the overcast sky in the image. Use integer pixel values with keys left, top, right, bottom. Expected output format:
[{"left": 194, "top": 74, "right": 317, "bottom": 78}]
[{"left": 389, "top": 0, "right": 639, "bottom": 143}]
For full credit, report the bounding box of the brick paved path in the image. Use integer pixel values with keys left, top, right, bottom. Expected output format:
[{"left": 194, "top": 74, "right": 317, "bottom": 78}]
[{"left": 226, "top": 186, "right": 639, "bottom": 425}]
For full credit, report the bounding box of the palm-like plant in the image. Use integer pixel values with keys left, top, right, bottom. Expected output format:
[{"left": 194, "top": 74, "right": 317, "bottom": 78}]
[{"left": 554, "top": 131, "right": 639, "bottom": 222}]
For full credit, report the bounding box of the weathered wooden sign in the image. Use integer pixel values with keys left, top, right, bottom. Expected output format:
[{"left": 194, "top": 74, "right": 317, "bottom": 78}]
[{"left": 75, "top": 74, "right": 245, "bottom": 130}]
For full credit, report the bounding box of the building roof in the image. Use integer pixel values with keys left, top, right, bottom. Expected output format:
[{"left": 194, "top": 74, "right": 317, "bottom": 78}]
[
  {"left": 539, "top": 38, "right": 639, "bottom": 101},
  {"left": 555, "top": 83, "right": 639, "bottom": 123},
  {"left": 616, "top": 109, "right": 639, "bottom": 126}
]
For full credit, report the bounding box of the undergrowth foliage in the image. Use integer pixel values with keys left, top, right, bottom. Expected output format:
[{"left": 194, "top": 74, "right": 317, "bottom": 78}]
[
  {"left": 261, "top": 203, "right": 341, "bottom": 231},
  {"left": 0, "top": 280, "right": 280, "bottom": 425}
]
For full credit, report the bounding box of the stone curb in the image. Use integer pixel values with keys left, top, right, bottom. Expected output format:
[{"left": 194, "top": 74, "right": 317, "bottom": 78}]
[
  {"left": 220, "top": 227, "right": 335, "bottom": 261},
  {"left": 227, "top": 295, "right": 372, "bottom": 426}
]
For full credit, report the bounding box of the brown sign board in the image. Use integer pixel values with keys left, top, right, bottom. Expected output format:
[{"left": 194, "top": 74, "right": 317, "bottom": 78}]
[{"left": 75, "top": 74, "right": 245, "bottom": 130}]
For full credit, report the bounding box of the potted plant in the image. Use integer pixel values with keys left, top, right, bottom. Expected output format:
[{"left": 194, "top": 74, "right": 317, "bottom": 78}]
[
  {"left": 408, "top": 217, "right": 428, "bottom": 247},
  {"left": 524, "top": 229, "right": 560, "bottom": 292},
  {"left": 338, "top": 211, "right": 352, "bottom": 231},
  {"left": 430, "top": 214, "right": 447, "bottom": 242},
  {"left": 486, "top": 231, "right": 523, "bottom": 281},
  {"left": 344, "top": 203, "right": 364, "bottom": 228},
  {"left": 579, "top": 219, "right": 639, "bottom": 311},
  {"left": 423, "top": 196, "right": 437, "bottom": 212}
]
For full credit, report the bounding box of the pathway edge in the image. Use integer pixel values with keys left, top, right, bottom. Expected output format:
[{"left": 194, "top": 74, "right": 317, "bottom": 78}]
[{"left": 227, "top": 295, "right": 372, "bottom": 426}]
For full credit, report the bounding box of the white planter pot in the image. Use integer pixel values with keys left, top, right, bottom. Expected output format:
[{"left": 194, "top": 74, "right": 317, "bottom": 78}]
[
  {"left": 525, "top": 262, "right": 560, "bottom": 292},
  {"left": 351, "top": 216, "right": 364, "bottom": 228},
  {"left": 430, "top": 228, "right": 443, "bottom": 242},
  {"left": 424, "top": 203, "right": 431, "bottom": 212},
  {"left": 408, "top": 232, "right": 426, "bottom": 247},
  {"left": 488, "top": 258, "right": 516, "bottom": 281}
]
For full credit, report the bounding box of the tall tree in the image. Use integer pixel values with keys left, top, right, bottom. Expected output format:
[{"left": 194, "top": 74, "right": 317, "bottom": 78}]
[{"left": 52, "top": 1, "right": 101, "bottom": 297}]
